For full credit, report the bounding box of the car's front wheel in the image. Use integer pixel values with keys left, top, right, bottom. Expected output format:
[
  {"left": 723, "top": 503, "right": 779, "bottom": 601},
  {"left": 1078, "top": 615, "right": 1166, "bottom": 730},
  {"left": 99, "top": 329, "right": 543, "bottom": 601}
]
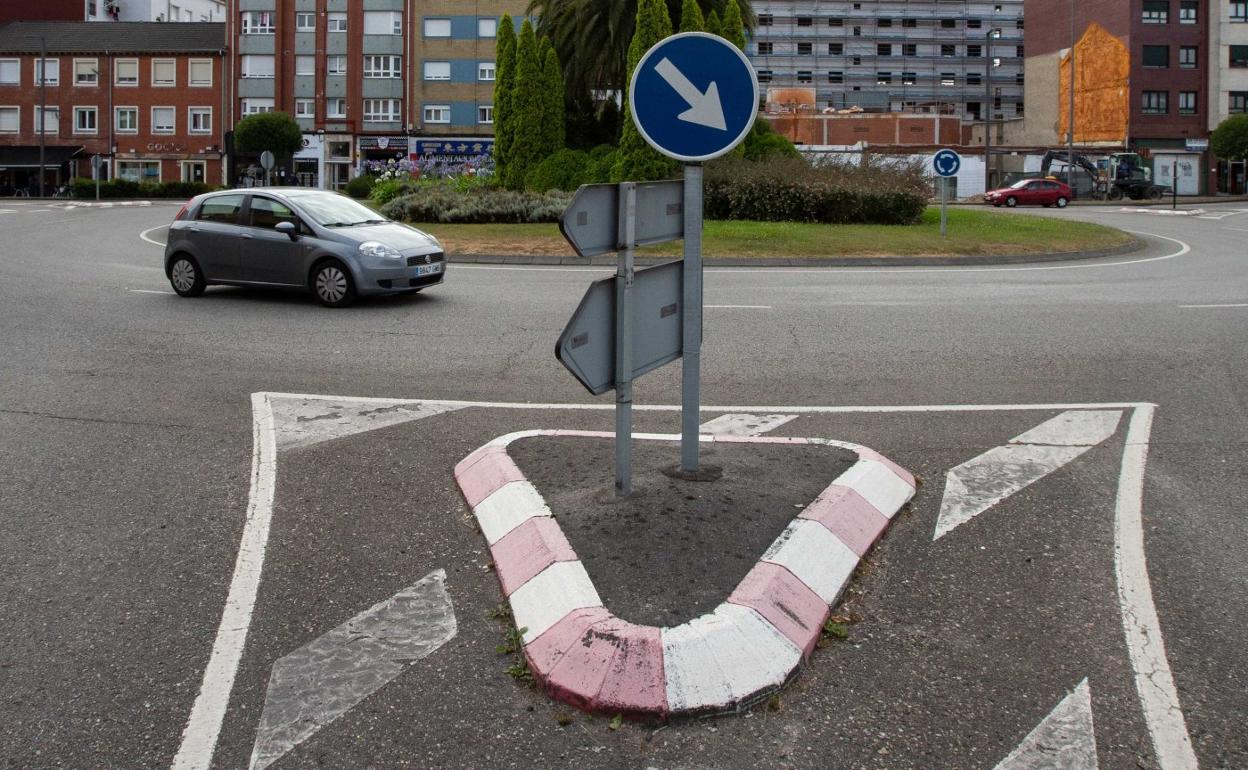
[
  {"left": 311, "top": 260, "right": 356, "bottom": 308},
  {"left": 1055, "top": 196, "right": 1069, "bottom": 208},
  {"left": 1005, "top": 196, "right": 1018, "bottom": 207},
  {"left": 168, "top": 254, "right": 206, "bottom": 297}
]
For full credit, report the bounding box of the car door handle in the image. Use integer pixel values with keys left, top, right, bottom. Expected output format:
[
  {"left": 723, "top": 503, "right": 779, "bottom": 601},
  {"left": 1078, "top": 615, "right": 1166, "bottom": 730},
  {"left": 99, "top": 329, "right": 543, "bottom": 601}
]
[
  {"left": 241, "top": 233, "right": 254, "bottom": 239},
  {"left": 186, "top": 226, "right": 200, "bottom": 232}
]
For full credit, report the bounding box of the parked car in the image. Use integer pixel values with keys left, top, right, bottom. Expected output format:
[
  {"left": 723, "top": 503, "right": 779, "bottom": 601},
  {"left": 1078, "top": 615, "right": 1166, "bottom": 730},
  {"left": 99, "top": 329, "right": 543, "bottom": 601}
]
[
  {"left": 984, "top": 178, "right": 1072, "bottom": 209},
  {"left": 163, "top": 188, "right": 445, "bottom": 307}
]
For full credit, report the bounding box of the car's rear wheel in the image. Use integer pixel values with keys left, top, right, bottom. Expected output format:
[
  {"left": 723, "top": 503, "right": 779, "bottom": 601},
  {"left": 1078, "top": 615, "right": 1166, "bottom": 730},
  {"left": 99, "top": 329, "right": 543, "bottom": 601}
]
[
  {"left": 1056, "top": 196, "right": 1069, "bottom": 208},
  {"left": 1005, "top": 196, "right": 1018, "bottom": 207},
  {"left": 311, "top": 260, "right": 356, "bottom": 308},
  {"left": 168, "top": 255, "right": 206, "bottom": 297},
  {"left": 1107, "top": 187, "right": 1124, "bottom": 201},
  {"left": 1147, "top": 187, "right": 1164, "bottom": 200}
]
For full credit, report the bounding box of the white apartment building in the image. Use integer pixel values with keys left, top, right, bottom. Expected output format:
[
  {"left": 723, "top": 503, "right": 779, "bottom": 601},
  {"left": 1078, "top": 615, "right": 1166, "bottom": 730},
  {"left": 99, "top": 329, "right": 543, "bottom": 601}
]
[{"left": 85, "top": 0, "right": 226, "bottom": 23}]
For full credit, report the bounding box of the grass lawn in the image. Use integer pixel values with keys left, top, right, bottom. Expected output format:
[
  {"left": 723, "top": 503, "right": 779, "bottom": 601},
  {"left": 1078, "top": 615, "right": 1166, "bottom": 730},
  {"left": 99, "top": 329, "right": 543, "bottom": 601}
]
[{"left": 399, "top": 206, "right": 1133, "bottom": 259}]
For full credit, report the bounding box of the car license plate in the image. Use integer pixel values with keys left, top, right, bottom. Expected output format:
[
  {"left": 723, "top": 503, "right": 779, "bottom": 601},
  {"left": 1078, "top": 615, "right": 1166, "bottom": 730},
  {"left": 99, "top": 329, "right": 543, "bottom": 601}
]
[{"left": 414, "top": 263, "right": 442, "bottom": 277}]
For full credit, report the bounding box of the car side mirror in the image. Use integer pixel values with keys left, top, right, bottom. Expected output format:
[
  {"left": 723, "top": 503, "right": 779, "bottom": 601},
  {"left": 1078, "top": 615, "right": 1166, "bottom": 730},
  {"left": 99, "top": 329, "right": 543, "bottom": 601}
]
[{"left": 275, "top": 221, "right": 298, "bottom": 241}]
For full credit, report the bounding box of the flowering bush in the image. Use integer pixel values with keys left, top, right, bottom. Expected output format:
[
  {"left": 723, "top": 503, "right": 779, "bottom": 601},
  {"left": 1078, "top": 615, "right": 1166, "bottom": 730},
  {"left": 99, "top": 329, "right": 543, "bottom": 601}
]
[
  {"left": 360, "top": 155, "right": 495, "bottom": 181},
  {"left": 380, "top": 187, "right": 570, "bottom": 224}
]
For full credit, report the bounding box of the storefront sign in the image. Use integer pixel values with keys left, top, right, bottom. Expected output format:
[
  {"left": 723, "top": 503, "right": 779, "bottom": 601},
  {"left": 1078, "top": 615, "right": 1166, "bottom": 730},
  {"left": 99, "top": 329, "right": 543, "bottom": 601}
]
[
  {"left": 358, "top": 136, "right": 408, "bottom": 152},
  {"left": 295, "top": 134, "right": 323, "bottom": 159},
  {"left": 1185, "top": 139, "right": 1209, "bottom": 152},
  {"left": 414, "top": 139, "right": 494, "bottom": 162}
]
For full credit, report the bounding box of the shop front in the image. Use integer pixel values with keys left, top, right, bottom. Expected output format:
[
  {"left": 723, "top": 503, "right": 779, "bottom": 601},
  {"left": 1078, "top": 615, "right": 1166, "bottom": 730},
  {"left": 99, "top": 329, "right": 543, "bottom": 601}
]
[
  {"left": 0, "top": 145, "right": 82, "bottom": 196},
  {"left": 412, "top": 138, "right": 494, "bottom": 165},
  {"left": 293, "top": 134, "right": 324, "bottom": 188},
  {"left": 357, "top": 136, "right": 410, "bottom": 172},
  {"left": 324, "top": 135, "right": 353, "bottom": 190}
]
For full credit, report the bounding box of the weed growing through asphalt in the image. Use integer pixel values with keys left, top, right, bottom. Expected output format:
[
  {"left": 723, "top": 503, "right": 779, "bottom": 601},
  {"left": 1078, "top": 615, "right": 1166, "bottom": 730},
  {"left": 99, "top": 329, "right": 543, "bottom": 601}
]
[
  {"left": 609, "top": 714, "right": 623, "bottom": 731},
  {"left": 817, "top": 614, "right": 853, "bottom": 649},
  {"left": 555, "top": 711, "right": 574, "bottom": 727},
  {"left": 486, "top": 604, "right": 534, "bottom": 686}
]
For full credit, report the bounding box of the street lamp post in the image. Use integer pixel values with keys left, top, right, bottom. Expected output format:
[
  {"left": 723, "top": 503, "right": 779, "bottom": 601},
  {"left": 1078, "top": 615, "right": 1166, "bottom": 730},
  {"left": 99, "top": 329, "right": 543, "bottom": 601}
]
[
  {"left": 984, "top": 28, "right": 999, "bottom": 195},
  {"left": 28, "top": 35, "right": 47, "bottom": 198}
]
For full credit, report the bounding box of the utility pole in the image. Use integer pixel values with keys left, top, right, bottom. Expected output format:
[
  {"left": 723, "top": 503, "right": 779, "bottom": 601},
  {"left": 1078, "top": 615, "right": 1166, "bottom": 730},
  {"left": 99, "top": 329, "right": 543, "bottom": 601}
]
[
  {"left": 984, "top": 28, "right": 996, "bottom": 194},
  {"left": 1067, "top": 0, "right": 1077, "bottom": 193},
  {"left": 33, "top": 35, "right": 47, "bottom": 197}
]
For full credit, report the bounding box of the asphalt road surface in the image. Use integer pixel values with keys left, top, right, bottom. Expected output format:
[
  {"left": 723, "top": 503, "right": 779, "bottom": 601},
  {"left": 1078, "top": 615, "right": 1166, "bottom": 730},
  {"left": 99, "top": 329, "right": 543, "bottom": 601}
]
[{"left": 0, "top": 199, "right": 1244, "bottom": 769}]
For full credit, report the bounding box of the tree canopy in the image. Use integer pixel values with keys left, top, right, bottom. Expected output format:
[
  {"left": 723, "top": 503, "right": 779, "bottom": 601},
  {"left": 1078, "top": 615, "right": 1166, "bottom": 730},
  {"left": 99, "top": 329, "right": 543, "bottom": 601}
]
[
  {"left": 492, "top": 14, "right": 518, "bottom": 172},
  {"left": 1211, "top": 114, "right": 1248, "bottom": 161},
  {"left": 233, "top": 112, "right": 303, "bottom": 159}
]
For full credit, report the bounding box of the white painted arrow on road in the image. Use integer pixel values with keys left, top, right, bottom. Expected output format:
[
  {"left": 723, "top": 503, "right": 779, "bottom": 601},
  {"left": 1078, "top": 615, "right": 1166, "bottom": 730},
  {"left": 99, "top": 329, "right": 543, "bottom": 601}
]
[
  {"left": 994, "top": 678, "right": 1098, "bottom": 770},
  {"left": 248, "top": 570, "right": 458, "bottom": 770},
  {"left": 655, "top": 58, "right": 727, "bottom": 131},
  {"left": 934, "top": 410, "right": 1123, "bottom": 540}
]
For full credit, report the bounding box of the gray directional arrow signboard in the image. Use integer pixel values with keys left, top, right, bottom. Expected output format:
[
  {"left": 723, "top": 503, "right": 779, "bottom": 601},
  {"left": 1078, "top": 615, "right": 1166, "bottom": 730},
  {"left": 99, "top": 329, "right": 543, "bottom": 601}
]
[
  {"left": 559, "top": 180, "right": 685, "bottom": 258},
  {"left": 556, "top": 260, "right": 683, "bottom": 396}
]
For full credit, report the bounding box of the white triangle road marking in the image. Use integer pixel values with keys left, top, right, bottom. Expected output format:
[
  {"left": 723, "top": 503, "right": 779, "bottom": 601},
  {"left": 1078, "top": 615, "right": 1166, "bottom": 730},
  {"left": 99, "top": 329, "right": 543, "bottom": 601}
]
[
  {"left": 698, "top": 413, "right": 797, "bottom": 436},
  {"left": 993, "top": 678, "right": 1098, "bottom": 770},
  {"left": 269, "top": 395, "right": 465, "bottom": 451}
]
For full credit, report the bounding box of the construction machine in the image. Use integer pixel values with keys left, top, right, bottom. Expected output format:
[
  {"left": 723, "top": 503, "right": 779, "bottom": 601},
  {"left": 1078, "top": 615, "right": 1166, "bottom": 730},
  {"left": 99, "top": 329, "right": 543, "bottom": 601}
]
[{"left": 1039, "top": 150, "right": 1171, "bottom": 201}]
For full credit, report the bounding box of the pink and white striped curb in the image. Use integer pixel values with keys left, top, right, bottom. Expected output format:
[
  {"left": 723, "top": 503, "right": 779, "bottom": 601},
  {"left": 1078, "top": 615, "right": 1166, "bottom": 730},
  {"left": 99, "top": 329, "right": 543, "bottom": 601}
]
[{"left": 454, "top": 429, "right": 915, "bottom": 719}]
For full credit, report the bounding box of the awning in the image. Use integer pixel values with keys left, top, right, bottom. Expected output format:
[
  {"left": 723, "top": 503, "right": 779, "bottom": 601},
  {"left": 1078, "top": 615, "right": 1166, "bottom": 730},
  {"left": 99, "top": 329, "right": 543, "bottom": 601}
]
[{"left": 0, "top": 146, "right": 85, "bottom": 168}]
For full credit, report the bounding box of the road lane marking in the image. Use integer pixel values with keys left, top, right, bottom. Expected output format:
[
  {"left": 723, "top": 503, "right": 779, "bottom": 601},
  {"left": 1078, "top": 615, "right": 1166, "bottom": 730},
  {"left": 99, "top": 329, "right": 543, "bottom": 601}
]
[
  {"left": 140, "top": 225, "right": 169, "bottom": 247},
  {"left": 993, "top": 679, "right": 1098, "bottom": 770},
  {"left": 699, "top": 413, "right": 797, "bottom": 436},
  {"left": 248, "top": 570, "right": 457, "bottom": 770},
  {"left": 1179, "top": 302, "right": 1247, "bottom": 308},
  {"left": 129, "top": 289, "right": 174, "bottom": 295},
  {"left": 706, "top": 304, "right": 772, "bottom": 309}
]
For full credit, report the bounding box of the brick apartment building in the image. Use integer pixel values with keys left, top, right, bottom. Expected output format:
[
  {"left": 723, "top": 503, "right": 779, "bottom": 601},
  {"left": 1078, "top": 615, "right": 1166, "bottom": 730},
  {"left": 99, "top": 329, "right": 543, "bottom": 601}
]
[
  {"left": 0, "top": 21, "right": 227, "bottom": 194},
  {"left": 230, "top": 0, "right": 523, "bottom": 188}
]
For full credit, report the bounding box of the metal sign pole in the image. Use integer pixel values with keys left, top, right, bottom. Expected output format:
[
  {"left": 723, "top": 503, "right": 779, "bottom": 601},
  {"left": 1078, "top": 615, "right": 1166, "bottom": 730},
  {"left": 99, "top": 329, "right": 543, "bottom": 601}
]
[
  {"left": 615, "top": 182, "right": 637, "bottom": 496},
  {"left": 680, "top": 164, "right": 703, "bottom": 473},
  {"left": 940, "top": 177, "right": 948, "bottom": 237}
]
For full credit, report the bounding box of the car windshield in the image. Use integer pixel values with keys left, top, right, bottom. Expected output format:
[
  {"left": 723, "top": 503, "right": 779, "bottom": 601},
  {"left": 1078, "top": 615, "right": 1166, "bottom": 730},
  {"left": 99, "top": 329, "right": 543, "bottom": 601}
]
[
  {"left": 1008, "top": 179, "right": 1035, "bottom": 189},
  {"left": 286, "top": 192, "right": 389, "bottom": 227}
]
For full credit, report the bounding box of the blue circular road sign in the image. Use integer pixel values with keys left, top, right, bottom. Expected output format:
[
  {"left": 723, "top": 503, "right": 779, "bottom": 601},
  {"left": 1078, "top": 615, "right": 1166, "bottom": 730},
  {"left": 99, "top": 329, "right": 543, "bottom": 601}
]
[
  {"left": 629, "top": 32, "right": 759, "bottom": 163},
  {"left": 933, "top": 148, "right": 962, "bottom": 178}
]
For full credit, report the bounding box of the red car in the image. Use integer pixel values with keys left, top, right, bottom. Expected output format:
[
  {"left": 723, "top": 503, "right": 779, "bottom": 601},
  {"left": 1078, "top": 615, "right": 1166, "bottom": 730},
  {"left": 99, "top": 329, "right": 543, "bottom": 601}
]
[{"left": 984, "top": 178, "right": 1072, "bottom": 208}]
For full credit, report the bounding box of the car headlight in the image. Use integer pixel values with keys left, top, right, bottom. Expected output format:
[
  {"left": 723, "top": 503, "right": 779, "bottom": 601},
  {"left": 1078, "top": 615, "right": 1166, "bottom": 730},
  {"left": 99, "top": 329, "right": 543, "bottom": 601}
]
[{"left": 358, "top": 241, "right": 403, "bottom": 260}]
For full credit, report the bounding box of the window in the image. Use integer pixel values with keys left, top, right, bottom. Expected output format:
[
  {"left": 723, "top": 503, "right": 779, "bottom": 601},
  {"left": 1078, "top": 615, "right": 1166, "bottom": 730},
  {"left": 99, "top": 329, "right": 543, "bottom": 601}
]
[
  {"left": 73, "top": 106, "right": 97, "bottom": 133},
  {"left": 967, "top": 44, "right": 982, "bottom": 57},
  {"left": 758, "top": 14, "right": 772, "bottom": 26},
  {"left": 189, "top": 59, "right": 212, "bottom": 86},
  {"left": 189, "top": 107, "right": 211, "bottom": 133},
  {"left": 0, "top": 58, "right": 18, "bottom": 85},
  {"left": 828, "top": 71, "right": 843, "bottom": 83},
  {"left": 852, "top": 56, "right": 861, "bottom": 65},
  {"left": 34, "top": 106, "right": 58, "bottom": 132},
  {"left": 940, "top": 72, "right": 956, "bottom": 86},
  {"left": 364, "top": 11, "right": 402, "bottom": 34},
  {"left": 248, "top": 197, "right": 296, "bottom": 229},
  {"left": 967, "top": 72, "right": 982, "bottom": 85},
  {"left": 294, "top": 98, "right": 315, "bottom": 118},
  {"left": 757, "top": 70, "right": 772, "bottom": 83},
  {"left": 902, "top": 72, "right": 916, "bottom": 85},
  {"left": 117, "top": 160, "right": 160, "bottom": 183},
  {"left": 796, "top": 16, "right": 812, "bottom": 26},
  {"left": 115, "top": 106, "right": 137, "bottom": 132},
  {"left": 241, "top": 98, "right": 274, "bottom": 114},
  {"left": 241, "top": 11, "right": 274, "bottom": 34},
  {"left": 878, "top": 17, "right": 891, "bottom": 27},
  {"left": 968, "top": 18, "right": 982, "bottom": 28},
  {"left": 1141, "top": 90, "right": 1168, "bottom": 114},
  {"left": 115, "top": 59, "right": 137, "bottom": 86},
  {"left": 941, "top": 44, "right": 956, "bottom": 57},
  {"left": 827, "top": 17, "right": 841, "bottom": 27},
  {"left": 424, "top": 18, "right": 451, "bottom": 37},
  {"left": 196, "top": 194, "right": 243, "bottom": 223},
  {"left": 423, "top": 60, "right": 450, "bottom": 80},
  {"left": 423, "top": 104, "right": 450, "bottom": 123},
  {"left": 853, "top": 26, "right": 861, "bottom": 35},
  {"left": 941, "top": 18, "right": 956, "bottom": 28},
  {"left": 876, "top": 71, "right": 892, "bottom": 84},
  {"left": 362, "top": 98, "right": 400, "bottom": 122},
  {"left": 152, "top": 106, "right": 175, "bottom": 133},
  {"left": 1178, "top": 1, "right": 1197, "bottom": 23},
  {"left": 326, "top": 98, "right": 347, "bottom": 118},
  {"left": 1231, "top": 91, "right": 1248, "bottom": 113},
  {"left": 477, "top": 104, "right": 493, "bottom": 123},
  {"left": 364, "top": 55, "right": 401, "bottom": 78},
  {"left": 1179, "top": 46, "right": 1197, "bottom": 68},
  {"left": 797, "top": 42, "right": 812, "bottom": 55},
  {"left": 35, "top": 58, "right": 58, "bottom": 85},
  {"left": 1143, "top": 45, "right": 1169, "bottom": 68},
  {"left": 74, "top": 59, "right": 98, "bottom": 85},
  {"left": 758, "top": 42, "right": 773, "bottom": 55},
  {"left": 328, "top": 12, "right": 346, "bottom": 31},
  {"left": 241, "top": 55, "right": 274, "bottom": 79},
  {"left": 1141, "top": 1, "right": 1168, "bottom": 23},
  {"left": 827, "top": 43, "right": 842, "bottom": 55},
  {"left": 1234, "top": 1, "right": 1248, "bottom": 21},
  {"left": 327, "top": 55, "right": 347, "bottom": 76},
  {"left": 296, "top": 12, "right": 314, "bottom": 31},
  {"left": 478, "top": 18, "right": 497, "bottom": 37},
  {"left": 903, "top": 43, "right": 917, "bottom": 56},
  {"left": 1234, "top": 46, "right": 1248, "bottom": 68},
  {"left": 0, "top": 106, "right": 17, "bottom": 133},
  {"left": 902, "top": 18, "right": 916, "bottom": 28},
  {"left": 296, "top": 56, "right": 315, "bottom": 76},
  {"left": 1178, "top": 91, "right": 1197, "bottom": 114},
  {"left": 877, "top": 43, "right": 892, "bottom": 56},
  {"left": 478, "top": 61, "right": 495, "bottom": 81},
  {"left": 797, "top": 70, "right": 813, "bottom": 83},
  {"left": 152, "top": 59, "right": 175, "bottom": 86}
]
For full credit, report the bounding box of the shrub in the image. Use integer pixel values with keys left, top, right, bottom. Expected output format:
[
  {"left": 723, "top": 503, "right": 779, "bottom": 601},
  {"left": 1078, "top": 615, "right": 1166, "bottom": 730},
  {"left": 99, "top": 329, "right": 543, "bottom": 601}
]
[
  {"left": 71, "top": 177, "right": 213, "bottom": 199},
  {"left": 743, "top": 121, "right": 802, "bottom": 162},
  {"left": 345, "top": 174, "right": 375, "bottom": 199},
  {"left": 380, "top": 186, "right": 571, "bottom": 224},
  {"left": 525, "top": 149, "right": 590, "bottom": 192},
  {"left": 704, "top": 156, "right": 928, "bottom": 225},
  {"left": 583, "top": 146, "right": 618, "bottom": 184},
  {"left": 369, "top": 177, "right": 413, "bottom": 205}
]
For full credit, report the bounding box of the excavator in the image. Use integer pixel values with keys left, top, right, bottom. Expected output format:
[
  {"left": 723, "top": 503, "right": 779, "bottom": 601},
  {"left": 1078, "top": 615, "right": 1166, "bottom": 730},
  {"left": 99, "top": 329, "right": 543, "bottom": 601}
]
[{"left": 1038, "top": 150, "right": 1170, "bottom": 201}]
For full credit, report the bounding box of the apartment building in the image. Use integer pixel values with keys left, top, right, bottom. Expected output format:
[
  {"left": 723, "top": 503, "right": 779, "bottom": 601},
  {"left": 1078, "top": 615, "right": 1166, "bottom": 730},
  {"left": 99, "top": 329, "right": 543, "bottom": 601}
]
[
  {"left": 0, "top": 0, "right": 226, "bottom": 23},
  {"left": 1209, "top": 0, "right": 1248, "bottom": 192},
  {"left": 0, "top": 21, "right": 227, "bottom": 194},
  {"left": 231, "top": 0, "right": 522, "bottom": 188},
  {"left": 749, "top": 0, "right": 1025, "bottom": 122}
]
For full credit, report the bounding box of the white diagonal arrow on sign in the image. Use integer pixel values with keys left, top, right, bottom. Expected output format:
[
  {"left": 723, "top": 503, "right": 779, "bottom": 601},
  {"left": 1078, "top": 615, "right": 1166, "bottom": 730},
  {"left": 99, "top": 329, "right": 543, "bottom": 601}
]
[
  {"left": 248, "top": 570, "right": 457, "bottom": 770},
  {"left": 993, "top": 678, "right": 1098, "bottom": 770},
  {"left": 654, "top": 57, "right": 727, "bottom": 131},
  {"left": 934, "top": 410, "right": 1123, "bottom": 540}
]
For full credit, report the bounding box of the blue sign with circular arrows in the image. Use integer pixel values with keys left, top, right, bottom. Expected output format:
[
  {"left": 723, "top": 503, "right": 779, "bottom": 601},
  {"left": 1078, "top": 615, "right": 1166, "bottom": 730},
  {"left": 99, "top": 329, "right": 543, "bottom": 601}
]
[
  {"left": 629, "top": 32, "right": 760, "bottom": 163},
  {"left": 933, "top": 148, "right": 962, "bottom": 178}
]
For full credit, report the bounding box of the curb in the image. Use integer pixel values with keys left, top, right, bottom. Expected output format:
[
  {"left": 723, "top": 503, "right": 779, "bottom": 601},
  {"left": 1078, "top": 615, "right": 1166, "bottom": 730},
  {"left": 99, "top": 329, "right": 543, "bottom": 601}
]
[
  {"left": 63, "top": 200, "right": 155, "bottom": 208},
  {"left": 454, "top": 429, "right": 916, "bottom": 719},
  {"left": 446, "top": 235, "right": 1144, "bottom": 268}
]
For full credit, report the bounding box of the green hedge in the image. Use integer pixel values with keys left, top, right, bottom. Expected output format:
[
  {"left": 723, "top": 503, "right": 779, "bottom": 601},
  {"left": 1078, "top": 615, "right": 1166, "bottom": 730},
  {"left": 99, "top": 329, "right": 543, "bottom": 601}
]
[
  {"left": 380, "top": 187, "right": 571, "bottom": 224},
  {"left": 71, "top": 177, "right": 215, "bottom": 199},
  {"left": 704, "top": 157, "right": 928, "bottom": 225},
  {"left": 344, "top": 174, "right": 375, "bottom": 199},
  {"left": 524, "top": 149, "right": 590, "bottom": 192}
]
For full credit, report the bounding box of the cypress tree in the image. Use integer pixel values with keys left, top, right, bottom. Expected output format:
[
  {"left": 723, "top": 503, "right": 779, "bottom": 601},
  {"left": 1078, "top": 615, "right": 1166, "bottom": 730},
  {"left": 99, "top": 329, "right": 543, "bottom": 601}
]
[
  {"left": 705, "top": 9, "right": 722, "bottom": 38},
  {"left": 678, "top": 0, "right": 704, "bottom": 32},
  {"left": 505, "top": 19, "right": 543, "bottom": 189},
  {"left": 612, "top": 0, "right": 678, "bottom": 182},
  {"left": 722, "top": 0, "right": 746, "bottom": 50},
  {"left": 492, "top": 15, "right": 517, "bottom": 179},
  {"left": 540, "top": 40, "right": 566, "bottom": 156}
]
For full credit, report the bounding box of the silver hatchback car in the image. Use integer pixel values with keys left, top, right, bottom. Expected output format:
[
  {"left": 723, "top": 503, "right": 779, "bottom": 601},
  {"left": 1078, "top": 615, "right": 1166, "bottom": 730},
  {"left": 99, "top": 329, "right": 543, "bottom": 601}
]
[{"left": 163, "top": 187, "right": 445, "bottom": 307}]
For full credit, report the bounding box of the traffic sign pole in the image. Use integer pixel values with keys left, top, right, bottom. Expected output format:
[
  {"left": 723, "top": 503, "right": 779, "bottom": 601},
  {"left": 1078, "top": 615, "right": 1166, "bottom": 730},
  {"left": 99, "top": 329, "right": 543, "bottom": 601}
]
[
  {"left": 940, "top": 177, "right": 948, "bottom": 237},
  {"left": 615, "top": 182, "right": 637, "bottom": 495},
  {"left": 680, "top": 163, "right": 703, "bottom": 473}
]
